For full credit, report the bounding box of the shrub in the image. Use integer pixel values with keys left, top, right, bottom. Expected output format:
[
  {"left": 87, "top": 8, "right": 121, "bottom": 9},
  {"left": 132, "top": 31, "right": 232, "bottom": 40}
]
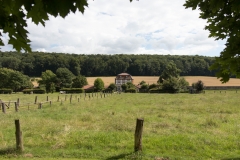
[
  {"left": 141, "top": 84, "right": 149, "bottom": 90},
  {"left": 121, "top": 84, "right": 127, "bottom": 91},
  {"left": 149, "top": 83, "right": 157, "bottom": 90},
  {"left": 108, "top": 83, "right": 116, "bottom": 91},
  {"left": 22, "top": 89, "right": 46, "bottom": 94},
  {"left": 84, "top": 89, "right": 94, "bottom": 93},
  {"left": 0, "top": 89, "right": 13, "bottom": 94},
  {"left": 60, "top": 88, "right": 84, "bottom": 94},
  {"left": 162, "top": 77, "right": 180, "bottom": 93},
  {"left": 125, "top": 88, "right": 137, "bottom": 93},
  {"left": 149, "top": 89, "right": 166, "bottom": 93},
  {"left": 192, "top": 80, "right": 205, "bottom": 93}
]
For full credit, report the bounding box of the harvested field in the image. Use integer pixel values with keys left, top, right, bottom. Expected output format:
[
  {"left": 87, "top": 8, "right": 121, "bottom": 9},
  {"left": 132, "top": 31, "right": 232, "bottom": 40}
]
[
  {"left": 32, "top": 76, "right": 240, "bottom": 87},
  {"left": 184, "top": 76, "right": 240, "bottom": 86},
  {"left": 87, "top": 76, "right": 240, "bottom": 86}
]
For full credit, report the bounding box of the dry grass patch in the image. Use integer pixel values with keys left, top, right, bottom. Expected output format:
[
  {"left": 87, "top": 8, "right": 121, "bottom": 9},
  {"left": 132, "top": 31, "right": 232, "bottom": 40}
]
[{"left": 87, "top": 76, "right": 240, "bottom": 86}]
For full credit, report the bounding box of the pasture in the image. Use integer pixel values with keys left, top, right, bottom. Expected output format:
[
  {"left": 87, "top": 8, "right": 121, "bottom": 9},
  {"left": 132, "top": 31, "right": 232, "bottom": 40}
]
[{"left": 1, "top": 91, "right": 240, "bottom": 159}]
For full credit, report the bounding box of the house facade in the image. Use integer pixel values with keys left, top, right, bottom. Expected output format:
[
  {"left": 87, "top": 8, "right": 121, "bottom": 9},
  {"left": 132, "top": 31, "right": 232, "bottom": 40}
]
[{"left": 115, "top": 73, "right": 134, "bottom": 91}]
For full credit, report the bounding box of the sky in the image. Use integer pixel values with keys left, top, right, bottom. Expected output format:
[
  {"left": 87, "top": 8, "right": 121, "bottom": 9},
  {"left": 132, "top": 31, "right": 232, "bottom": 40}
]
[{"left": 1, "top": 0, "right": 226, "bottom": 57}]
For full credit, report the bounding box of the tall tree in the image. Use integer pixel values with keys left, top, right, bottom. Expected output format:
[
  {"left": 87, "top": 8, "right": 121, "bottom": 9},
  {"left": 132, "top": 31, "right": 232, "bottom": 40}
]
[
  {"left": 158, "top": 61, "right": 181, "bottom": 83},
  {"left": 39, "top": 70, "right": 57, "bottom": 93},
  {"left": 72, "top": 75, "right": 88, "bottom": 88},
  {"left": 184, "top": 0, "right": 240, "bottom": 82},
  {"left": 0, "top": 68, "right": 31, "bottom": 91},
  {"left": 94, "top": 78, "right": 105, "bottom": 91},
  {"left": 56, "top": 68, "right": 74, "bottom": 88}
]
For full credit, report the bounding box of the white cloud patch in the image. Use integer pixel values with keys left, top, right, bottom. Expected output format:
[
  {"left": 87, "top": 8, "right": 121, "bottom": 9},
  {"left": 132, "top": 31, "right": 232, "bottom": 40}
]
[{"left": 0, "top": 0, "right": 225, "bottom": 56}]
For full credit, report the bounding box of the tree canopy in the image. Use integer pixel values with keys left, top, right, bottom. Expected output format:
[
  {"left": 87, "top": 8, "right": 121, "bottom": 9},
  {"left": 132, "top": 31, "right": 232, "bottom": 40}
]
[
  {"left": 184, "top": 0, "right": 240, "bottom": 82},
  {"left": 72, "top": 75, "right": 88, "bottom": 88},
  {"left": 158, "top": 61, "right": 181, "bottom": 83},
  {"left": 0, "top": 51, "right": 217, "bottom": 77},
  {"left": 94, "top": 78, "right": 104, "bottom": 91},
  {"left": 0, "top": 68, "right": 31, "bottom": 91},
  {"left": 0, "top": 0, "right": 133, "bottom": 52},
  {"left": 56, "top": 68, "right": 75, "bottom": 88},
  {"left": 39, "top": 70, "right": 57, "bottom": 93}
]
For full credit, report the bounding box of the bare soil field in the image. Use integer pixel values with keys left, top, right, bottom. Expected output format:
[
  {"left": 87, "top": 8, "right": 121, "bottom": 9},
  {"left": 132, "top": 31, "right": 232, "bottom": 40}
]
[{"left": 87, "top": 76, "right": 240, "bottom": 86}]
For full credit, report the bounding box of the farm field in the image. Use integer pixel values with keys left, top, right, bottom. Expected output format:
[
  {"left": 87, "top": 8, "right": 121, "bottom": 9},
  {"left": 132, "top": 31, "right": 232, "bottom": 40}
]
[
  {"left": 1, "top": 92, "right": 240, "bottom": 159},
  {"left": 86, "top": 76, "right": 240, "bottom": 86}
]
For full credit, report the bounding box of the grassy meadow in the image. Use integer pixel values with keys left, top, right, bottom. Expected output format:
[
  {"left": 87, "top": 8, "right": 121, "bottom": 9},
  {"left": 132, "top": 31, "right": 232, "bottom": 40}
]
[{"left": 1, "top": 91, "right": 240, "bottom": 159}]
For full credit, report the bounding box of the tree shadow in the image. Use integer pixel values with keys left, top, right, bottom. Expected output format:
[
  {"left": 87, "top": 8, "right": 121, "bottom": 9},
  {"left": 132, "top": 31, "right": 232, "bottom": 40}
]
[
  {"left": 0, "top": 147, "right": 17, "bottom": 155},
  {"left": 106, "top": 152, "right": 135, "bottom": 160}
]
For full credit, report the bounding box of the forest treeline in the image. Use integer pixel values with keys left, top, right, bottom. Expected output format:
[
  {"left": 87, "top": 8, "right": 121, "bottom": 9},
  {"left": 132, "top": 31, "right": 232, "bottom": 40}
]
[{"left": 0, "top": 51, "right": 217, "bottom": 77}]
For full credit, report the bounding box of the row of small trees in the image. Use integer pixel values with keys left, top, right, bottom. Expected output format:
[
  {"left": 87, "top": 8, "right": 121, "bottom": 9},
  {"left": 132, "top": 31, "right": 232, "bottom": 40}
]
[
  {"left": 0, "top": 68, "right": 32, "bottom": 92},
  {"left": 0, "top": 67, "right": 117, "bottom": 93},
  {"left": 40, "top": 69, "right": 117, "bottom": 93},
  {"left": 39, "top": 68, "right": 88, "bottom": 93},
  {"left": 136, "top": 61, "right": 205, "bottom": 93},
  {"left": 135, "top": 61, "right": 189, "bottom": 93}
]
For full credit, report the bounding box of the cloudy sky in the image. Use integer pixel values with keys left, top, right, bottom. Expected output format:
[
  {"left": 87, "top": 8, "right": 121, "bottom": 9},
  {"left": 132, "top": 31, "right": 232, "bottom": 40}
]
[{"left": 1, "top": 0, "right": 226, "bottom": 57}]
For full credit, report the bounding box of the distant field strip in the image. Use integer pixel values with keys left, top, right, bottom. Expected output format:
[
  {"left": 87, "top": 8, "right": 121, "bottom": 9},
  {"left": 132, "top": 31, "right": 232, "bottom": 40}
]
[{"left": 87, "top": 76, "right": 240, "bottom": 86}]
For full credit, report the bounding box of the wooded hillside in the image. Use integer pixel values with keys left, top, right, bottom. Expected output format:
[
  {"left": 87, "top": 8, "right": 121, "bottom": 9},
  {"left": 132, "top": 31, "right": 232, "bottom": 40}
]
[{"left": 0, "top": 51, "right": 216, "bottom": 77}]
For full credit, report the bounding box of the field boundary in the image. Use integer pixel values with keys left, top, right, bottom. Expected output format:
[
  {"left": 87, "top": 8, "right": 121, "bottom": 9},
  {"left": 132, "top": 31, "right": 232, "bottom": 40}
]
[{"left": 0, "top": 92, "right": 113, "bottom": 114}]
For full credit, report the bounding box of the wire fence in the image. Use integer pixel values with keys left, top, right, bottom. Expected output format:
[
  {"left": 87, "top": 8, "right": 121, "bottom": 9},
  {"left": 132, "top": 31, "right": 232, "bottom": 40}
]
[{"left": 0, "top": 92, "right": 115, "bottom": 114}]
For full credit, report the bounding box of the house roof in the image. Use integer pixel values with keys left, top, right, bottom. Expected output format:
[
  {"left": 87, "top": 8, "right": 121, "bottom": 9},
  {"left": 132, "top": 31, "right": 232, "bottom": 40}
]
[
  {"left": 82, "top": 85, "right": 94, "bottom": 90},
  {"left": 135, "top": 84, "right": 141, "bottom": 89},
  {"left": 116, "top": 73, "right": 133, "bottom": 80},
  {"left": 118, "top": 73, "right": 131, "bottom": 76}
]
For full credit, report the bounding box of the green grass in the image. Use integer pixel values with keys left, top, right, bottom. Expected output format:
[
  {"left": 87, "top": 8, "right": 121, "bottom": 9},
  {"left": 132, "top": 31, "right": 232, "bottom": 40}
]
[{"left": 1, "top": 91, "right": 240, "bottom": 159}]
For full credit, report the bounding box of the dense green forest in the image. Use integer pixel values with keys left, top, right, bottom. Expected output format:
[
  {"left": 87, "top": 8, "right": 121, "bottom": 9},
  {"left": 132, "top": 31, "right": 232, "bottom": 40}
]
[{"left": 0, "top": 51, "right": 216, "bottom": 77}]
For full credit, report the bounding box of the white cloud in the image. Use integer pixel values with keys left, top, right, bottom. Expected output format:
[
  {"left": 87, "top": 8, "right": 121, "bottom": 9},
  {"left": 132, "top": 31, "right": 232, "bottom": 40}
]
[{"left": 0, "top": 0, "right": 225, "bottom": 56}]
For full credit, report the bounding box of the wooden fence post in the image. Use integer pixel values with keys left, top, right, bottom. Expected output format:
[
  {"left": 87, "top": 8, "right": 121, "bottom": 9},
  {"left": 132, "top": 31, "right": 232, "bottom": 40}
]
[
  {"left": 134, "top": 118, "right": 144, "bottom": 152},
  {"left": 34, "top": 96, "right": 38, "bottom": 104},
  {"left": 57, "top": 96, "right": 60, "bottom": 102},
  {"left": 15, "top": 119, "right": 24, "bottom": 152},
  {"left": 38, "top": 103, "right": 42, "bottom": 109},
  {"left": 8, "top": 101, "right": 10, "bottom": 108},
  {"left": 17, "top": 98, "right": 20, "bottom": 107},
  {"left": 46, "top": 96, "right": 49, "bottom": 102},
  {"left": 70, "top": 94, "right": 72, "bottom": 104},
  {"left": 15, "top": 102, "right": 18, "bottom": 112},
  {"left": 65, "top": 95, "right": 67, "bottom": 101},
  {"left": 2, "top": 102, "right": 6, "bottom": 113},
  {"left": 50, "top": 101, "right": 52, "bottom": 107}
]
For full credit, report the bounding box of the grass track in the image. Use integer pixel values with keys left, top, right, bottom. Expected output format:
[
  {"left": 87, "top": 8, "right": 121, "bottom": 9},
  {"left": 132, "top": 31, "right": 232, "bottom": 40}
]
[{"left": 1, "top": 91, "right": 240, "bottom": 159}]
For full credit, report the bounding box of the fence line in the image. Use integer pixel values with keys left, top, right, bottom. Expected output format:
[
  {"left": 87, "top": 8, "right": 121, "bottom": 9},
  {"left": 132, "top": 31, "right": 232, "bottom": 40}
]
[{"left": 1, "top": 91, "right": 114, "bottom": 114}]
